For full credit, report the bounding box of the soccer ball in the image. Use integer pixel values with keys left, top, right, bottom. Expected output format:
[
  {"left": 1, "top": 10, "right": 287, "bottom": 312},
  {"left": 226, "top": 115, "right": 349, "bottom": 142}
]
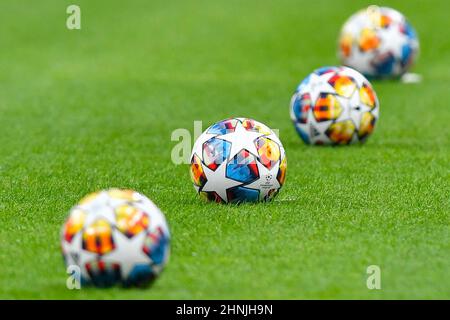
[
  {"left": 290, "top": 66, "right": 379, "bottom": 145},
  {"left": 190, "top": 117, "right": 287, "bottom": 203},
  {"left": 338, "top": 6, "right": 419, "bottom": 78},
  {"left": 61, "top": 189, "right": 170, "bottom": 287}
]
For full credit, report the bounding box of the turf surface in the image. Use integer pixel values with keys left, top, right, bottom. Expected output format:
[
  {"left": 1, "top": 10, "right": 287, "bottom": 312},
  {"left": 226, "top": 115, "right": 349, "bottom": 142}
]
[{"left": 0, "top": 0, "right": 449, "bottom": 299}]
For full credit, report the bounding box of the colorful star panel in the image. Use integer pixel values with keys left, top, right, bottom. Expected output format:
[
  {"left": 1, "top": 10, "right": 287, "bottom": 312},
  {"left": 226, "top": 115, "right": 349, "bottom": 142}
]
[
  {"left": 256, "top": 137, "right": 280, "bottom": 170},
  {"left": 226, "top": 149, "right": 259, "bottom": 184},
  {"left": 202, "top": 138, "right": 231, "bottom": 171},
  {"left": 207, "top": 118, "right": 238, "bottom": 135},
  {"left": 326, "top": 120, "right": 356, "bottom": 144},
  {"left": 190, "top": 154, "right": 207, "bottom": 187},
  {"left": 313, "top": 93, "right": 342, "bottom": 122},
  {"left": 82, "top": 219, "right": 115, "bottom": 255},
  {"left": 115, "top": 205, "right": 149, "bottom": 238}
]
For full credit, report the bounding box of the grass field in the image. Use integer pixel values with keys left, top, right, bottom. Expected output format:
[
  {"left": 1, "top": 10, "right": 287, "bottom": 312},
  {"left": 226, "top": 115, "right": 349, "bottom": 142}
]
[{"left": 0, "top": 0, "right": 449, "bottom": 299}]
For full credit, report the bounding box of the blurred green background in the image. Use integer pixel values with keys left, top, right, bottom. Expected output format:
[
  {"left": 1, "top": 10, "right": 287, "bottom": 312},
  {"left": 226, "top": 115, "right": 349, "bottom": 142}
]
[{"left": 0, "top": 0, "right": 448, "bottom": 299}]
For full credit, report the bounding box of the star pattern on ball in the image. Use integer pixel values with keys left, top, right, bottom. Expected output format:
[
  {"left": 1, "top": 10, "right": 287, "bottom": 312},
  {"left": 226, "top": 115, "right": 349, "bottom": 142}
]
[
  {"left": 201, "top": 161, "right": 241, "bottom": 202},
  {"left": 191, "top": 132, "right": 217, "bottom": 159},
  {"left": 102, "top": 230, "right": 151, "bottom": 279},
  {"left": 349, "top": 51, "right": 373, "bottom": 75},
  {"left": 62, "top": 232, "right": 97, "bottom": 280},
  {"left": 245, "top": 159, "right": 281, "bottom": 200},
  {"left": 306, "top": 72, "right": 337, "bottom": 106},
  {"left": 379, "top": 26, "right": 408, "bottom": 58},
  {"left": 340, "top": 7, "right": 418, "bottom": 77},
  {"left": 84, "top": 206, "right": 116, "bottom": 227},
  {"left": 189, "top": 118, "right": 286, "bottom": 203},
  {"left": 305, "top": 108, "right": 333, "bottom": 144},
  {"left": 216, "top": 121, "right": 264, "bottom": 159},
  {"left": 349, "top": 103, "right": 372, "bottom": 131},
  {"left": 290, "top": 66, "right": 379, "bottom": 145},
  {"left": 61, "top": 190, "right": 170, "bottom": 288}
]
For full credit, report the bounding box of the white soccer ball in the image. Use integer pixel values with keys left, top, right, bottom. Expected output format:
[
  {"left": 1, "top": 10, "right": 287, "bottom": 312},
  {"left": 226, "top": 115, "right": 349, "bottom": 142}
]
[
  {"left": 338, "top": 6, "right": 419, "bottom": 78},
  {"left": 290, "top": 66, "right": 379, "bottom": 145},
  {"left": 61, "top": 189, "right": 170, "bottom": 287},
  {"left": 189, "top": 117, "right": 287, "bottom": 203}
]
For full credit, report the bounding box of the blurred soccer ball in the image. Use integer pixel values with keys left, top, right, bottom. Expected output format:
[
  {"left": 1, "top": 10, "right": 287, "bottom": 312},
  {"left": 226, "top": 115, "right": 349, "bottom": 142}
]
[
  {"left": 190, "top": 117, "right": 287, "bottom": 203},
  {"left": 290, "top": 66, "right": 379, "bottom": 145},
  {"left": 338, "top": 6, "right": 419, "bottom": 78},
  {"left": 61, "top": 189, "right": 170, "bottom": 287}
]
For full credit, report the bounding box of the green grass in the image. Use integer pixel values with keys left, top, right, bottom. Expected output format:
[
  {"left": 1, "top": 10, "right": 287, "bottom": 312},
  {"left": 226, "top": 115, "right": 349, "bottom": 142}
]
[{"left": 0, "top": 0, "right": 449, "bottom": 299}]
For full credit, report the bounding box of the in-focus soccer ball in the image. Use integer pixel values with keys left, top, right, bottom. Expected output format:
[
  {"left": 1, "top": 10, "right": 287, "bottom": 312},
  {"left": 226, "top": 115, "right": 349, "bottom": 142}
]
[
  {"left": 338, "top": 5, "right": 419, "bottom": 78},
  {"left": 61, "top": 189, "right": 170, "bottom": 287},
  {"left": 190, "top": 117, "right": 287, "bottom": 203},
  {"left": 290, "top": 66, "right": 379, "bottom": 145}
]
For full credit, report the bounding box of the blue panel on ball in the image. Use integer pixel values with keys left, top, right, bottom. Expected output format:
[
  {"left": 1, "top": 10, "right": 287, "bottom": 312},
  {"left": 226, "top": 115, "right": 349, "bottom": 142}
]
[
  {"left": 296, "top": 74, "right": 311, "bottom": 92},
  {"left": 401, "top": 44, "right": 412, "bottom": 67},
  {"left": 404, "top": 22, "right": 417, "bottom": 39},
  {"left": 207, "top": 119, "right": 237, "bottom": 135},
  {"left": 226, "top": 151, "right": 259, "bottom": 184},
  {"left": 227, "top": 186, "right": 260, "bottom": 203},
  {"left": 294, "top": 124, "right": 310, "bottom": 144},
  {"left": 292, "top": 97, "right": 302, "bottom": 120},
  {"left": 148, "top": 234, "right": 169, "bottom": 266},
  {"left": 314, "top": 66, "right": 338, "bottom": 76},
  {"left": 203, "top": 138, "right": 231, "bottom": 170},
  {"left": 87, "top": 265, "right": 121, "bottom": 288},
  {"left": 292, "top": 93, "right": 311, "bottom": 124},
  {"left": 374, "top": 54, "right": 395, "bottom": 76},
  {"left": 124, "top": 264, "right": 155, "bottom": 287}
]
